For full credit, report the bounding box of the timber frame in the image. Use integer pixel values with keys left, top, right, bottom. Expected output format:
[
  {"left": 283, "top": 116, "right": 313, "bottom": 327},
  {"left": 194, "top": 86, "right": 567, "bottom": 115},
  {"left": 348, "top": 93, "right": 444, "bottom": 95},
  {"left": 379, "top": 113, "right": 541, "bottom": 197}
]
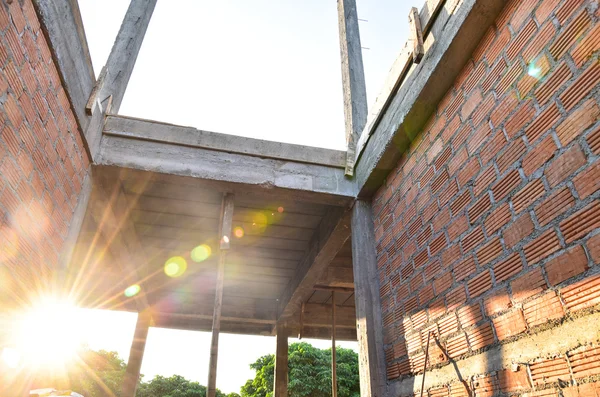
[{"left": 35, "top": 0, "right": 508, "bottom": 396}]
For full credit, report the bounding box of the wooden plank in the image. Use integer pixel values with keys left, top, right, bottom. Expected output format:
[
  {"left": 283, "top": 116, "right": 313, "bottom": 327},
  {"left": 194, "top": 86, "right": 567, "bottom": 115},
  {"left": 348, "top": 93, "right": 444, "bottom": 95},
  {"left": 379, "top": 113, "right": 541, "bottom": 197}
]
[
  {"left": 207, "top": 194, "right": 234, "bottom": 397},
  {"left": 121, "top": 310, "right": 151, "bottom": 397},
  {"left": 274, "top": 324, "right": 289, "bottom": 397},
  {"left": 317, "top": 266, "right": 354, "bottom": 289},
  {"left": 32, "top": 0, "right": 94, "bottom": 132},
  {"left": 354, "top": 0, "right": 506, "bottom": 196},
  {"left": 337, "top": 0, "right": 368, "bottom": 176},
  {"left": 351, "top": 200, "right": 386, "bottom": 397},
  {"left": 104, "top": 115, "right": 347, "bottom": 168},
  {"left": 95, "top": 0, "right": 157, "bottom": 113},
  {"left": 409, "top": 7, "right": 425, "bottom": 63},
  {"left": 277, "top": 208, "right": 352, "bottom": 320}
]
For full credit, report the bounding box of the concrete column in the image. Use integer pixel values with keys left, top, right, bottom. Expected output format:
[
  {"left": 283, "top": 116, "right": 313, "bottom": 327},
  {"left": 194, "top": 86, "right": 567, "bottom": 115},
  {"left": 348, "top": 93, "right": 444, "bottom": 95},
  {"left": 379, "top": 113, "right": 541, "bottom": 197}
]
[
  {"left": 351, "top": 200, "right": 387, "bottom": 397},
  {"left": 121, "top": 311, "right": 151, "bottom": 397},
  {"left": 274, "top": 324, "right": 289, "bottom": 397}
]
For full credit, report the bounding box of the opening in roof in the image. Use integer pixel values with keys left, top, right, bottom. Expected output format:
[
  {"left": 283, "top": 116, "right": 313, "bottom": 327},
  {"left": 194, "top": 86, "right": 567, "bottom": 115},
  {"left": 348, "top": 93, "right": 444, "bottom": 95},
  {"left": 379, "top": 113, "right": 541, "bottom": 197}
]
[{"left": 79, "top": 0, "right": 425, "bottom": 151}]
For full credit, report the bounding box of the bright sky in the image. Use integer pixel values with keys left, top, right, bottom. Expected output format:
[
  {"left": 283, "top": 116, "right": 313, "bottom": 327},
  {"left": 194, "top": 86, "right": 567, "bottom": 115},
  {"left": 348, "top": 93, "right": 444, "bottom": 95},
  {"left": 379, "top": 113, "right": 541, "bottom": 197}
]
[{"left": 72, "top": 0, "right": 421, "bottom": 393}]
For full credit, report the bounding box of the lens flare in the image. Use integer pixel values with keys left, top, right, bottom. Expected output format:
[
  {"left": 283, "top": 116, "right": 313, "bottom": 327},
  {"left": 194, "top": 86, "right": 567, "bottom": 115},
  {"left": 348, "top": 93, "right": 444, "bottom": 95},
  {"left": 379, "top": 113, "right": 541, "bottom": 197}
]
[
  {"left": 164, "top": 256, "right": 187, "bottom": 277},
  {"left": 527, "top": 63, "right": 542, "bottom": 79},
  {"left": 234, "top": 226, "right": 244, "bottom": 238},
  {"left": 191, "top": 245, "right": 211, "bottom": 263},
  {"left": 1, "top": 347, "right": 20, "bottom": 369},
  {"left": 124, "top": 284, "right": 141, "bottom": 297},
  {"left": 277, "top": 207, "right": 284, "bottom": 213}
]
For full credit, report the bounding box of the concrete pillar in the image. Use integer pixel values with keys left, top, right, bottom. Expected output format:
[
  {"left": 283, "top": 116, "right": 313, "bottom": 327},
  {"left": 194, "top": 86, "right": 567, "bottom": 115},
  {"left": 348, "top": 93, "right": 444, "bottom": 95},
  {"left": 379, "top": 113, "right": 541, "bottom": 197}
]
[
  {"left": 274, "top": 324, "right": 289, "bottom": 397},
  {"left": 121, "top": 311, "right": 151, "bottom": 397},
  {"left": 351, "top": 200, "right": 387, "bottom": 397}
]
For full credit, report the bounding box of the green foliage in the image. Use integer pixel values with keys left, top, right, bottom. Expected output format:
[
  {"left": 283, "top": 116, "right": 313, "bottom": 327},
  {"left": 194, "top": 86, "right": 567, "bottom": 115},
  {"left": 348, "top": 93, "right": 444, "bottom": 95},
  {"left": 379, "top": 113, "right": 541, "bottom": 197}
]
[
  {"left": 240, "top": 342, "right": 359, "bottom": 397},
  {"left": 68, "top": 348, "right": 127, "bottom": 397}
]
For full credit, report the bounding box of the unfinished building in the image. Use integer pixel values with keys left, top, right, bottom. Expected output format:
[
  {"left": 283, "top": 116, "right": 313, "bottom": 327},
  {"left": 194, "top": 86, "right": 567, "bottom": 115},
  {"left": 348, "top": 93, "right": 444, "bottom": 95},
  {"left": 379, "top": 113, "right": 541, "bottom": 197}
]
[{"left": 1, "top": 0, "right": 600, "bottom": 396}]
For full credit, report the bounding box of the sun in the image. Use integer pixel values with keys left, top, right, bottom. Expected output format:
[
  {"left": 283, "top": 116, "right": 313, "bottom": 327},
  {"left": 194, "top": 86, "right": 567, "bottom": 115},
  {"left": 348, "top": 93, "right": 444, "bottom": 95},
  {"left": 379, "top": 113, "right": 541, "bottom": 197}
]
[{"left": 3, "top": 297, "right": 82, "bottom": 369}]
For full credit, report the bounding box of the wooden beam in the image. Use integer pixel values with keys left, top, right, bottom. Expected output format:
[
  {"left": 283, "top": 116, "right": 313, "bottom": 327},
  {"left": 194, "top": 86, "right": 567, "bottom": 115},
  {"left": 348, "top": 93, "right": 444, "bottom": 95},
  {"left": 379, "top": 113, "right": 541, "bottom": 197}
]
[
  {"left": 274, "top": 324, "right": 289, "bottom": 397},
  {"left": 32, "top": 0, "right": 94, "bottom": 133},
  {"left": 277, "top": 208, "right": 352, "bottom": 321},
  {"left": 207, "top": 194, "right": 234, "bottom": 397},
  {"left": 121, "top": 310, "right": 151, "bottom": 397},
  {"left": 90, "top": 0, "right": 157, "bottom": 113},
  {"left": 351, "top": 200, "right": 386, "bottom": 397},
  {"left": 104, "top": 115, "right": 347, "bottom": 168},
  {"left": 354, "top": 0, "right": 506, "bottom": 196},
  {"left": 332, "top": 291, "right": 338, "bottom": 397},
  {"left": 409, "top": 7, "right": 425, "bottom": 63},
  {"left": 337, "top": 0, "right": 368, "bottom": 176}
]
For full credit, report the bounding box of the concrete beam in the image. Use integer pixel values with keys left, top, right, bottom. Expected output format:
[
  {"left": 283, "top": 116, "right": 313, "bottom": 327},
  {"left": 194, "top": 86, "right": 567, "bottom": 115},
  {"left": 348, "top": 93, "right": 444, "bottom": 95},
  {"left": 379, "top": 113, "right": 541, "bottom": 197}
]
[
  {"left": 104, "top": 115, "right": 347, "bottom": 168},
  {"left": 33, "top": 0, "right": 94, "bottom": 141},
  {"left": 277, "top": 208, "right": 352, "bottom": 321},
  {"left": 355, "top": 0, "right": 505, "bottom": 196},
  {"left": 121, "top": 310, "right": 151, "bottom": 397},
  {"left": 316, "top": 266, "right": 354, "bottom": 289},
  {"left": 337, "top": 0, "right": 368, "bottom": 175},
  {"left": 97, "top": 132, "right": 355, "bottom": 206},
  {"left": 274, "top": 324, "right": 289, "bottom": 397}
]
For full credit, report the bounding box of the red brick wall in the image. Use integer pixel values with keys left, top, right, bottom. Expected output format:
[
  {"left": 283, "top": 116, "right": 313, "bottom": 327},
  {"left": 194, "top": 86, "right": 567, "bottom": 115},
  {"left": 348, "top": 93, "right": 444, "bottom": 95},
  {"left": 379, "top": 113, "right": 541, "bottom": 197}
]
[
  {"left": 0, "top": 0, "right": 89, "bottom": 285},
  {"left": 373, "top": 0, "right": 600, "bottom": 393}
]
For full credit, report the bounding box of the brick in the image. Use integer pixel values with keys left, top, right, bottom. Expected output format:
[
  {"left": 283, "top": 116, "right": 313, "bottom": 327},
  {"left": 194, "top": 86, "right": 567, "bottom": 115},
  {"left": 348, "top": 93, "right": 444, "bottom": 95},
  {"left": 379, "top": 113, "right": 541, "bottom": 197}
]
[
  {"left": 468, "top": 123, "right": 492, "bottom": 155},
  {"left": 446, "top": 332, "right": 469, "bottom": 358},
  {"left": 507, "top": 19, "right": 538, "bottom": 60},
  {"left": 522, "top": 135, "right": 558, "bottom": 176},
  {"left": 492, "top": 169, "right": 522, "bottom": 202},
  {"left": 587, "top": 233, "right": 600, "bottom": 263},
  {"left": 558, "top": 99, "right": 600, "bottom": 147},
  {"left": 467, "top": 321, "right": 495, "bottom": 350},
  {"left": 560, "top": 201, "right": 600, "bottom": 243},
  {"left": 524, "top": 229, "right": 562, "bottom": 265},
  {"left": 525, "top": 102, "right": 561, "bottom": 143},
  {"left": 468, "top": 270, "right": 492, "bottom": 298},
  {"left": 505, "top": 101, "right": 535, "bottom": 139},
  {"left": 485, "top": 203, "right": 511, "bottom": 235},
  {"left": 477, "top": 238, "right": 503, "bottom": 266},
  {"left": 484, "top": 288, "right": 511, "bottom": 316},
  {"left": 498, "top": 366, "right": 531, "bottom": 393},
  {"left": 556, "top": 0, "right": 584, "bottom": 25},
  {"left": 451, "top": 190, "right": 472, "bottom": 216},
  {"left": 446, "top": 285, "right": 467, "bottom": 311},
  {"left": 547, "top": 144, "right": 587, "bottom": 187},
  {"left": 568, "top": 345, "right": 600, "bottom": 378},
  {"left": 492, "top": 309, "right": 527, "bottom": 340},
  {"left": 468, "top": 194, "right": 492, "bottom": 224},
  {"left": 438, "top": 312, "right": 459, "bottom": 338},
  {"left": 549, "top": 10, "right": 591, "bottom": 60},
  {"left": 561, "top": 273, "right": 600, "bottom": 311},
  {"left": 462, "top": 227, "right": 485, "bottom": 253},
  {"left": 458, "top": 303, "right": 483, "bottom": 329},
  {"left": 449, "top": 382, "right": 471, "bottom": 397},
  {"left": 518, "top": 55, "right": 552, "bottom": 96},
  {"left": 498, "top": 138, "right": 527, "bottom": 173},
  {"left": 563, "top": 383, "right": 600, "bottom": 397},
  {"left": 512, "top": 267, "right": 547, "bottom": 302},
  {"left": 573, "top": 159, "right": 600, "bottom": 200},
  {"left": 497, "top": 62, "right": 523, "bottom": 94},
  {"left": 474, "top": 165, "right": 497, "bottom": 197},
  {"left": 535, "top": 0, "right": 562, "bottom": 23},
  {"left": 546, "top": 245, "right": 589, "bottom": 286},
  {"left": 472, "top": 374, "right": 498, "bottom": 397},
  {"left": 481, "top": 130, "right": 507, "bottom": 166},
  {"left": 441, "top": 244, "right": 461, "bottom": 268},
  {"left": 523, "top": 389, "right": 559, "bottom": 397},
  {"left": 535, "top": 187, "right": 575, "bottom": 226},
  {"left": 510, "top": 0, "right": 537, "bottom": 30},
  {"left": 454, "top": 255, "right": 476, "bottom": 281},
  {"left": 524, "top": 21, "right": 557, "bottom": 63},
  {"left": 571, "top": 23, "right": 600, "bottom": 67},
  {"left": 523, "top": 290, "right": 565, "bottom": 327},
  {"left": 512, "top": 179, "right": 546, "bottom": 213},
  {"left": 504, "top": 213, "right": 534, "bottom": 248},
  {"left": 461, "top": 88, "right": 483, "bottom": 121},
  {"left": 530, "top": 357, "right": 571, "bottom": 385},
  {"left": 486, "top": 27, "right": 511, "bottom": 64},
  {"left": 483, "top": 60, "right": 508, "bottom": 94},
  {"left": 472, "top": 94, "right": 496, "bottom": 127},
  {"left": 494, "top": 253, "right": 524, "bottom": 282},
  {"left": 535, "top": 62, "right": 573, "bottom": 105}
]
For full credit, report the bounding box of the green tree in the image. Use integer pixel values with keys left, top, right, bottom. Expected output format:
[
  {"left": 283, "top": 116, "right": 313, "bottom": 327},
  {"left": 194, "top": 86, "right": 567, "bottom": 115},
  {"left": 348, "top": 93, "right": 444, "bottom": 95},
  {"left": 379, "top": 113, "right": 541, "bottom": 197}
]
[
  {"left": 68, "top": 348, "right": 127, "bottom": 397},
  {"left": 240, "top": 342, "right": 359, "bottom": 397},
  {"left": 136, "top": 374, "right": 229, "bottom": 397}
]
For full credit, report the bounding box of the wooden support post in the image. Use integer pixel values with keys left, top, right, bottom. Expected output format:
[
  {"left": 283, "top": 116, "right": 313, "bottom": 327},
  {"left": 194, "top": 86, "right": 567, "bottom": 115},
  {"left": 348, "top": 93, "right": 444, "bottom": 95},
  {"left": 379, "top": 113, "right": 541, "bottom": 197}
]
[
  {"left": 337, "top": 0, "right": 368, "bottom": 176},
  {"left": 409, "top": 7, "right": 425, "bottom": 63},
  {"left": 207, "top": 194, "right": 234, "bottom": 397},
  {"left": 274, "top": 324, "right": 289, "bottom": 397},
  {"left": 298, "top": 302, "right": 305, "bottom": 339},
  {"left": 122, "top": 310, "right": 151, "bottom": 397},
  {"left": 351, "top": 200, "right": 386, "bottom": 397},
  {"left": 332, "top": 291, "right": 338, "bottom": 397}
]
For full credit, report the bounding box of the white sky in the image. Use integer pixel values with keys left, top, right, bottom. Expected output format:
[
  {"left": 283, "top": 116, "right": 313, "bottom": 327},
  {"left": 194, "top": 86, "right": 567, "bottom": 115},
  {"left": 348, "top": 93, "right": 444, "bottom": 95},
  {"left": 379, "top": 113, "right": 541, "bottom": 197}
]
[{"left": 74, "top": 0, "right": 421, "bottom": 393}]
